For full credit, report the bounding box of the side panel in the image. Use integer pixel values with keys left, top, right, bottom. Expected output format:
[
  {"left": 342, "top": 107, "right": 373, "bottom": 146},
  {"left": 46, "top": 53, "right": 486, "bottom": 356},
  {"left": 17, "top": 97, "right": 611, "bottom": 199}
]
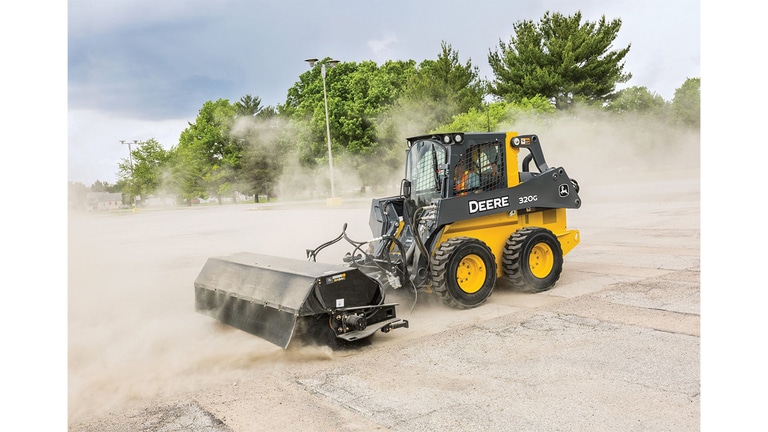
[
  {"left": 434, "top": 208, "right": 579, "bottom": 278},
  {"left": 435, "top": 167, "right": 581, "bottom": 227}
]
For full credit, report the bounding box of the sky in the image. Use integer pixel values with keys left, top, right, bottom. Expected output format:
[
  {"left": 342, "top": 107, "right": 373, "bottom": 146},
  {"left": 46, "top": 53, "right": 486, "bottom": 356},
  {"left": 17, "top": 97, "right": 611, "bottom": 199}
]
[{"left": 65, "top": 0, "right": 702, "bottom": 185}]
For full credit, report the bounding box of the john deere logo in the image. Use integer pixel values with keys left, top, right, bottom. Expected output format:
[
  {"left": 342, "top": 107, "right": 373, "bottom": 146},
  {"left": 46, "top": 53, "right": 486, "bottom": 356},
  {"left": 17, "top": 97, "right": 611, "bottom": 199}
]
[
  {"left": 468, "top": 196, "right": 510, "bottom": 214},
  {"left": 326, "top": 273, "right": 346, "bottom": 284},
  {"left": 559, "top": 184, "right": 570, "bottom": 197}
]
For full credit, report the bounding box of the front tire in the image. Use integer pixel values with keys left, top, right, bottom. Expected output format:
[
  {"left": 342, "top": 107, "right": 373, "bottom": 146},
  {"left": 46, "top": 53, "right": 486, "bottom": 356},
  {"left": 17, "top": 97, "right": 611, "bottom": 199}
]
[
  {"left": 431, "top": 237, "right": 497, "bottom": 308},
  {"left": 502, "top": 228, "right": 563, "bottom": 293}
]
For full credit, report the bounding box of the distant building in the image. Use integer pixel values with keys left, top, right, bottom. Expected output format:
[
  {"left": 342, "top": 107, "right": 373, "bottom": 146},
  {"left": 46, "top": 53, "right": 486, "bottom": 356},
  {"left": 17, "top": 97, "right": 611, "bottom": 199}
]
[{"left": 86, "top": 192, "right": 123, "bottom": 211}]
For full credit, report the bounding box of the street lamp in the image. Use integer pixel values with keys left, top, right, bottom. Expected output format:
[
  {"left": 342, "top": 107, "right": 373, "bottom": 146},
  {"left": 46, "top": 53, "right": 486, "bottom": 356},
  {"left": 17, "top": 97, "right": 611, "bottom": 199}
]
[
  {"left": 120, "top": 139, "right": 143, "bottom": 209},
  {"left": 305, "top": 58, "right": 340, "bottom": 199},
  {"left": 119, "top": 139, "right": 140, "bottom": 171}
]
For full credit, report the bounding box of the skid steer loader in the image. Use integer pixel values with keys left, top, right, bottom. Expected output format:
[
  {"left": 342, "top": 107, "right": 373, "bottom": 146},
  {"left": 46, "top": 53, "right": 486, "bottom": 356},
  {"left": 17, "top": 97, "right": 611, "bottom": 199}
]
[{"left": 195, "top": 132, "right": 581, "bottom": 348}]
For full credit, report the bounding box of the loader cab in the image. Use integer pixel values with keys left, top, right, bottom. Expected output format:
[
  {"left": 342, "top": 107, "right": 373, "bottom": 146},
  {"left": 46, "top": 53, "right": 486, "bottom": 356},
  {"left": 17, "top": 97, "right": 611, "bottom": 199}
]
[
  {"left": 404, "top": 136, "right": 447, "bottom": 206},
  {"left": 405, "top": 132, "right": 512, "bottom": 201},
  {"left": 405, "top": 132, "right": 564, "bottom": 202}
]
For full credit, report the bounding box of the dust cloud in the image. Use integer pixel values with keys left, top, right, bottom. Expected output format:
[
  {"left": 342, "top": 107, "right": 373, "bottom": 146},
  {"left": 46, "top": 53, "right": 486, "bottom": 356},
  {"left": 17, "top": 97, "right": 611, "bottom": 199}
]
[
  {"left": 68, "top": 205, "right": 366, "bottom": 422},
  {"left": 513, "top": 107, "right": 699, "bottom": 186},
  {"left": 68, "top": 107, "right": 699, "bottom": 424}
]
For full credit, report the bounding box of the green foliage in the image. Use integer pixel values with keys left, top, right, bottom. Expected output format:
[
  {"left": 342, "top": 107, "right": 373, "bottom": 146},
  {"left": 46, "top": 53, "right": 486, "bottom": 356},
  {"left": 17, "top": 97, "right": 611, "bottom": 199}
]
[
  {"left": 282, "top": 58, "right": 417, "bottom": 190},
  {"left": 488, "top": 11, "right": 631, "bottom": 109},
  {"left": 279, "top": 44, "right": 485, "bottom": 191},
  {"left": 514, "top": 95, "right": 558, "bottom": 116},
  {"left": 117, "top": 138, "right": 170, "bottom": 202},
  {"left": 173, "top": 99, "right": 238, "bottom": 203},
  {"left": 89, "top": 180, "right": 111, "bottom": 192},
  {"left": 383, "top": 42, "right": 485, "bottom": 139},
  {"left": 372, "top": 43, "right": 486, "bottom": 188},
  {"left": 124, "top": 35, "right": 696, "bottom": 204},
  {"left": 231, "top": 93, "right": 286, "bottom": 201},
  {"left": 232, "top": 109, "right": 291, "bottom": 201},
  {"left": 605, "top": 86, "right": 668, "bottom": 115},
  {"left": 401, "top": 41, "right": 485, "bottom": 121},
  {"left": 671, "top": 78, "right": 700, "bottom": 127},
  {"left": 436, "top": 103, "right": 500, "bottom": 133},
  {"left": 234, "top": 94, "right": 263, "bottom": 117},
  {"left": 437, "top": 96, "right": 555, "bottom": 132}
]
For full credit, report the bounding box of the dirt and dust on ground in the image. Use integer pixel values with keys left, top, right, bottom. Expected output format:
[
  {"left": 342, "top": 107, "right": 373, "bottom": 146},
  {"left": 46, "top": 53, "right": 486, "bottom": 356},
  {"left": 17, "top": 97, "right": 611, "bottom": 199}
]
[{"left": 64, "top": 115, "right": 707, "bottom": 431}]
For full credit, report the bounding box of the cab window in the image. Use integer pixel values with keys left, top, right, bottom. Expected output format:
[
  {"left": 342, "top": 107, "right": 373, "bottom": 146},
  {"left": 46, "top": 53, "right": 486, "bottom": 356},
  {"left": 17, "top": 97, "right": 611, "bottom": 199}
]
[{"left": 453, "top": 141, "right": 503, "bottom": 196}]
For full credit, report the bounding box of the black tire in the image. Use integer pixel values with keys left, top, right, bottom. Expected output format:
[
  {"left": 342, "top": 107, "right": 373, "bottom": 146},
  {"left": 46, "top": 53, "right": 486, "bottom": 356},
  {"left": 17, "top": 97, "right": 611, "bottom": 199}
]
[
  {"left": 294, "top": 314, "right": 368, "bottom": 351},
  {"left": 431, "top": 237, "right": 497, "bottom": 309},
  {"left": 502, "top": 227, "right": 563, "bottom": 293}
]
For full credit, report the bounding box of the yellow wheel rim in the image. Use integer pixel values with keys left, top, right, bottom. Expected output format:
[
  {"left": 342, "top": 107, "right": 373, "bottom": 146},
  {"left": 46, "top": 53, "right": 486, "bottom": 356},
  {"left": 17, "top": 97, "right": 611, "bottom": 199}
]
[
  {"left": 456, "top": 254, "right": 486, "bottom": 294},
  {"left": 529, "top": 242, "right": 554, "bottom": 278}
]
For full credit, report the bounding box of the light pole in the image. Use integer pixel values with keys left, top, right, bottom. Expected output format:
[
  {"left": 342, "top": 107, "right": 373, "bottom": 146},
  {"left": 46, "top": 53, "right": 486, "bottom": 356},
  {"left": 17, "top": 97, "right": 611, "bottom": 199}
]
[
  {"left": 120, "top": 139, "right": 142, "bottom": 209},
  {"left": 120, "top": 139, "right": 139, "bottom": 171},
  {"left": 305, "top": 58, "right": 340, "bottom": 199}
]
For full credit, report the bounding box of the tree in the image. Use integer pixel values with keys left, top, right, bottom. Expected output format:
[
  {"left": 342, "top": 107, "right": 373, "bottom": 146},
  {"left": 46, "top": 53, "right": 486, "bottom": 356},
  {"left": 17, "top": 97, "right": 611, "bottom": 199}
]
[
  {"left": 173, "top": 99, "right": 238, "bottom": 204},
  {"left": 488, "top": 11, "right": 631, "bottom": 109},
  {"left": 282, "top": 58, "right": 416, "bottom": 192},
  {"left": 671, "top": 77, "right": 700, "bottom": 127},
  {"left": 605, "top": 86, "right": 668, "bottom": 116},
  {"left": 231, "top": 105, "right": 288, "bottom": 202},
  {"left": 235, "top": 94, "right": 264, "bottom": 117},
  {"left": 383, "top": 42, "right": 485, "bottom": 140},
  {"left": 436, "top": 96, "right": 556, "bottom": 133},
  {"left": 117, "top": 138, "right": 170, "bottom": 204},
  {"left": 399, "top": 41, "right": 485, "bottom": 125},
  {"left": 89, "top": 180, "right": 110, "bottom": 192},
  {"left": 368, "top": 43, "right": 486, "bottom": 192}
]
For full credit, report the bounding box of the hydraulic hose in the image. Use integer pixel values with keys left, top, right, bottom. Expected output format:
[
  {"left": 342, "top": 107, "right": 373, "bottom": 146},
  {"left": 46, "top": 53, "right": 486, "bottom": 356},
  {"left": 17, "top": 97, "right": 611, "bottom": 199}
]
[{"left": 410, "top": 205, "right": 431, "bottom": 277}]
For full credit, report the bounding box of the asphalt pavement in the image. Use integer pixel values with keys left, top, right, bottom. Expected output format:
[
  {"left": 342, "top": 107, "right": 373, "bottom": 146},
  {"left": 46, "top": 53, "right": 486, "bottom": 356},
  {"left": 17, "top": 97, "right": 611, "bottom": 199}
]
[{"left": 68, "top": 175, "right": 700, "bottom": 431}]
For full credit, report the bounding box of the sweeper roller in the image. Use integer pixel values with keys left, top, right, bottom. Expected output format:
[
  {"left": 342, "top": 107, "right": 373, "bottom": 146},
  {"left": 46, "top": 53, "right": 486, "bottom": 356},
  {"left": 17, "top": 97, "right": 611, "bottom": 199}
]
[{"left": 194, "top": 252, "right": 407, "bottom": 348}]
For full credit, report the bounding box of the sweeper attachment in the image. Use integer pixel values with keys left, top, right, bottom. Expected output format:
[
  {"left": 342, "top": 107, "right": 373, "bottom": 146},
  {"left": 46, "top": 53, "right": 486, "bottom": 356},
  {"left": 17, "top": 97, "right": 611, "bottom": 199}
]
[
  {"left": 195, "top": 252, "right": 408, "bottom": 349},
  {"left": 195, "top": 131, "right": 581, "bottom": 349}
]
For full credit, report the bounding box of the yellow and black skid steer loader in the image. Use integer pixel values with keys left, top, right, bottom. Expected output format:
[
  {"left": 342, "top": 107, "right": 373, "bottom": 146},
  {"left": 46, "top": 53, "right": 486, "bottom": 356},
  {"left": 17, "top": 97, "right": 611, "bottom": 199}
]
[{"left": 195, "top": 132, "right": 581, "bottom": 348}]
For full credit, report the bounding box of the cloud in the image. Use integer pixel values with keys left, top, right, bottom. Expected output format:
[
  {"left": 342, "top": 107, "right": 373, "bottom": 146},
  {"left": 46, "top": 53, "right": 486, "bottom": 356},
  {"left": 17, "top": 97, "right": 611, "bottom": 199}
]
[
  {"left": 68, "top": 109, "right": 190, "bottom": 184},
  {"left": 65, "top": 0, "right": 700, "bottom": 184},
  {"left": 367, "top": 35, "right": 399, "bottom": 61},
  {"left": 67, "top": 0, "right": 226, "bottom": 38}
]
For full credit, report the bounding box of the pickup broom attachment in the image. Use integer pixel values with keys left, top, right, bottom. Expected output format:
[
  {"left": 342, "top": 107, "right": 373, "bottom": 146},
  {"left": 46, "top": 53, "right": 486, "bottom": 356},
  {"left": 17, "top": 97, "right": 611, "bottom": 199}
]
[{"left": 194, "top": 252, "right": 407, "bottom": 348}]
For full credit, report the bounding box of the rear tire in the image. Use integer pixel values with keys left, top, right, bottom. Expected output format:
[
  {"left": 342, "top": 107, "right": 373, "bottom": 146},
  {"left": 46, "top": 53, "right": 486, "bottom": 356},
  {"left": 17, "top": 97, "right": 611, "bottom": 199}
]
[
  {"left": 502, "top": 227, "right": 563, "bottom": 293},
  {"left": 431, "top": 237, "right": 496, "bottom": 309}
]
